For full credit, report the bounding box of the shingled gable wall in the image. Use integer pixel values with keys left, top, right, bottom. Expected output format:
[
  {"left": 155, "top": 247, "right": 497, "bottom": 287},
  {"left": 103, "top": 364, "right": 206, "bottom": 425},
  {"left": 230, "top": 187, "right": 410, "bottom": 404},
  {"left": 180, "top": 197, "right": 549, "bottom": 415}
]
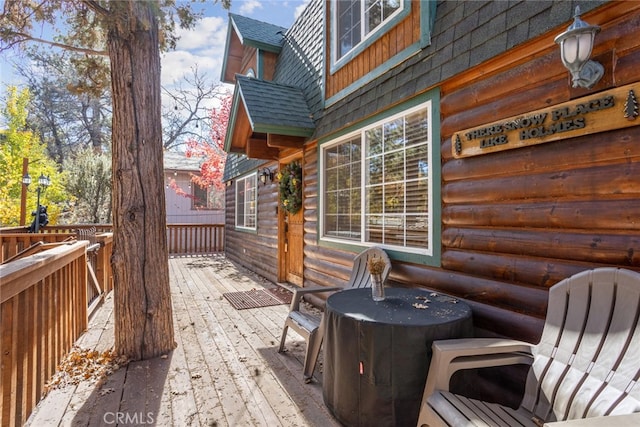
[
  {"left": 272, "top": 0, "right": 324, "bottom": 122},
  {"left": 222, "top": 1, "right": 323, "bottom": 186},
  {"left": 316, "top": 0, "right": 607, "bottom": 136}
]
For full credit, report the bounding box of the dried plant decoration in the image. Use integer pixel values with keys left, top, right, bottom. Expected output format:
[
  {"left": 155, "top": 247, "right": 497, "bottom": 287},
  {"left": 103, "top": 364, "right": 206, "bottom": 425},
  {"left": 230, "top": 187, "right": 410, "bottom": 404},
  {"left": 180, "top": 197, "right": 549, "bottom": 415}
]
[{"left": 367, "top": 256, "right": 386, "bottom": 275}]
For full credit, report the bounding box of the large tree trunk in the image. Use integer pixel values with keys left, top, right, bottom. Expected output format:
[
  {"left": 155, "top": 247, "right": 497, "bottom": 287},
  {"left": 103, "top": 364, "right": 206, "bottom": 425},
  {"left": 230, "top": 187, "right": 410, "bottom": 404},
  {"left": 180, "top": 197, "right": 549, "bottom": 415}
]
[{"left": 107, "top": 1, "right": 175, "bottom": 360}]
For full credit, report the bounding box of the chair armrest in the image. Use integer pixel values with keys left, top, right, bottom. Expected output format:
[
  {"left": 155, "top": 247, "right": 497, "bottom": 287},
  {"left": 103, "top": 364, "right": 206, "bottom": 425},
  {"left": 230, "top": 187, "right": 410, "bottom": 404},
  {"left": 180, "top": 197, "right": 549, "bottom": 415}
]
[
  {"left": 288, "top": 286, "right": 342, "bottom": 311},
  {"left": 544, "top": 413, "right": 640, "bottom": 426},
  {"left": 422, "top": 338, "right": 534, "bottom": 399}
]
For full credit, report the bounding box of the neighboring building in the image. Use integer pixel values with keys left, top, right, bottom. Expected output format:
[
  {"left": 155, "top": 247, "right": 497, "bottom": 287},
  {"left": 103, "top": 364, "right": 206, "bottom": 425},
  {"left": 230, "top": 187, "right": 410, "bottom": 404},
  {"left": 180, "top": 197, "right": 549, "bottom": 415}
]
[
  {"left": 221, "top": 0, "right": 639, "bottom": 380},
  {"left": 164, "top": 151, "right": 224, "bottom": 224}
]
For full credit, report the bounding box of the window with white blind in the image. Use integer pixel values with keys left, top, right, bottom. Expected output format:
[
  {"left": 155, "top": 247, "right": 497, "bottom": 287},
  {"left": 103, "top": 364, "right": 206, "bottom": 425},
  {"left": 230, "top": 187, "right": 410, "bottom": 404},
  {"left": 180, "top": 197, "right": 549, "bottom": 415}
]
[
  {"left": 235, "top": 173, "right": 257, "bottom": 230},
  {"left": 321, "top": 99, "right": 437, "bottom": 258}
]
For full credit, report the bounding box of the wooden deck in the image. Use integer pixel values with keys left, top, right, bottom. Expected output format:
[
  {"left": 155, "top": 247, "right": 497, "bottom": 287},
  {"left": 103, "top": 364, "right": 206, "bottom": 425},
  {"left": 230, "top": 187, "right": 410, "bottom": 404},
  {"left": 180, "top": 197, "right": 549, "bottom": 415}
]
[{"left": 25, "top": 255, "right": 340, "bottom": 427}]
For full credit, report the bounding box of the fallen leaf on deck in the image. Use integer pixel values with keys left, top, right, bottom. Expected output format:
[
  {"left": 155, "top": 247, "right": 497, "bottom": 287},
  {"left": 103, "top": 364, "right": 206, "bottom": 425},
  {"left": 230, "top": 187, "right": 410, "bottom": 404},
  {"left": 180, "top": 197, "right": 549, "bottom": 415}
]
[
  {"left": 100, "top": 388, "right": 115, "bottom": 396},
  {"left": 44, "top": 346, "right": 129, "bottom": 396}
]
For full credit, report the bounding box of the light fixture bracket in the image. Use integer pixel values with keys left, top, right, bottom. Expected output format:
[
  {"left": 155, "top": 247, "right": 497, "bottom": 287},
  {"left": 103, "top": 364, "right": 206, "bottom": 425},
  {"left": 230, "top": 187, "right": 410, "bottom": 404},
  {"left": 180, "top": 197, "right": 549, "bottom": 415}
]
[{"left": 554, "top": 6, "right": 603, "bottom": 89}]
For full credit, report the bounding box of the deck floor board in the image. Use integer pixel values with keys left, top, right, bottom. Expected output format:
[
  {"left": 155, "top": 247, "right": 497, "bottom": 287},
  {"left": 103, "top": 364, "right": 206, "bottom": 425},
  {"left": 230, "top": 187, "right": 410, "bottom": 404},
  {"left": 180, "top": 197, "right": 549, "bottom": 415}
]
[{"left": 25, "top": 255, "right": 338, "bottom": 427}]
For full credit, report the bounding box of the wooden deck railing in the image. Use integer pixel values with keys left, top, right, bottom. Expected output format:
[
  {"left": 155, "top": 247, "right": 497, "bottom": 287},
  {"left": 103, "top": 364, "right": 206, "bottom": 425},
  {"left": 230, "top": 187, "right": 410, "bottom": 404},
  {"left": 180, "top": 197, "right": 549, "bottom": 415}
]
[
  {"left": 0, "top": 232, "right": 75, "bottom": 262},
  {"left": 0, "top": 242, "right": 89, "bottom": 426},
  {"left": 0, "top": 223, "right": 221, "bottom": 425},
  {"left": 0, "top": 224, "right": 113, "bottom": 235},
  {"left": 2, "top": 224, "right": 225, "bottom": 256},
  {"left": 0, "top": 232, "right": 114, "bottom": 301},
  {"left": 166, "top": 224, "right": 225, "bottom": 255}
]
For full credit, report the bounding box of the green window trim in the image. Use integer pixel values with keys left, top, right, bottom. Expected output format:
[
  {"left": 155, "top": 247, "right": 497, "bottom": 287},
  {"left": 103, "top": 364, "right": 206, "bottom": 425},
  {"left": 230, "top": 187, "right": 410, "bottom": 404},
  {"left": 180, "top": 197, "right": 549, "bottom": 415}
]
[
  {"left": 326, "top": 0, "right": 436, "bottom": 106},
  {"left": 235, "top": 172, "right": 258, "bottom": 231},
  {"left": 318, "top": 88, "right": 441, "bottom": 266},
  {"left": 256, "top": 49, "right": 263, "bottom": 80},
  {"left": 330, "top": 0, "right": 411, "bottom": 73}
]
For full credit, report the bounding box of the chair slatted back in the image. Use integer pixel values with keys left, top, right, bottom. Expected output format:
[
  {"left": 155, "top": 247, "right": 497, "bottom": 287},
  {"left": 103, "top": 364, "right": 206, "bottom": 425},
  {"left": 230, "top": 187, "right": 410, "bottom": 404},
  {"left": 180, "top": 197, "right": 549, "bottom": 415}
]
[
  {"left": 347, "top": 247, "right": 391, "bottom": 289},
  {"left": 522, "top": 268, "right": 640, "bottom": 422}
]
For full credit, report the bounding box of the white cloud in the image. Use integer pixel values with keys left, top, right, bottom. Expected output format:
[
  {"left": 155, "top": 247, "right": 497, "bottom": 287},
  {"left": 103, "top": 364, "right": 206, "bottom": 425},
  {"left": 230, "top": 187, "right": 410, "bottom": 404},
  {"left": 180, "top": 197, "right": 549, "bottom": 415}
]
[
  {"left": 161, "top": 51, "right": 222, "bottom": 86},
  {"left": 238, "top": 0, "right": 263, "bottom": 15},
  {"left": 161, "top": 15, "right": 228, "bottom": 87},
  {"left": 160, "top": 12, "right": 234, "bottom": 129},
  {"left": 294, "top": 0, "right": 311, "bottom": 20},
  {"left": 174, "top": 16, "right": 226, "bottom": 51}
]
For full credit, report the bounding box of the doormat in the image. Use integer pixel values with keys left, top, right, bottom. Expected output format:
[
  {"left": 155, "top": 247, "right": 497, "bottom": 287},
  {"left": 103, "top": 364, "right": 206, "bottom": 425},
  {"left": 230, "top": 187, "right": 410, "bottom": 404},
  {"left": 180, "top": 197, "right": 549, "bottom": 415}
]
[
  {"left": 223, "top": 288, "right": 292, "bottom": 310},
  {"left": 266, "top": 286, "right": 293, "bottom": 304}
]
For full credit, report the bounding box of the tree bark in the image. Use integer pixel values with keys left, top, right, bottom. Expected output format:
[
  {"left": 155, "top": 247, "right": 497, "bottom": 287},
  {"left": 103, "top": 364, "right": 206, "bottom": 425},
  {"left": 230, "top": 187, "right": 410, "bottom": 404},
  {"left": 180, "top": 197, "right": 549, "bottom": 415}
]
[{"left": 107, "top": 1, "right": 175, "bottom": 360}]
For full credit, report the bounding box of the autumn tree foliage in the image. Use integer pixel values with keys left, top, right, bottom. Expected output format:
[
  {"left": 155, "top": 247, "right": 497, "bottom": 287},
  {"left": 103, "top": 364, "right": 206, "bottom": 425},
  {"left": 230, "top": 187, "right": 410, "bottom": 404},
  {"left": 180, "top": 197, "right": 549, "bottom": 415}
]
[
  {"left": 187, "top": 95, "right": 230, "bottom": 192},
  {"left": 168, "top": 94, "right": 230, "bottom": 208},
  {"left": 0, "top": 87, "right": 67, "bottom": 226}
]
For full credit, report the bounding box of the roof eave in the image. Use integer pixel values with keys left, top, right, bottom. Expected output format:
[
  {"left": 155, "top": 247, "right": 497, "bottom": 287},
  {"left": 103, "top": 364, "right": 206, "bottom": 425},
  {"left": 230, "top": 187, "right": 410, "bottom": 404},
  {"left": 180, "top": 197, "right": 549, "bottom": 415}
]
[
  {"left": 220, "top": 19, "right": 236, "bottom": 84},
  {"left": 252, "top": 124, "right": 315, "bottom": 138},
  {"left": 242, "top": 39, "right": 282, "bottom": 54},
  {"left": 224, "top": 86, "right": 244, "bottom": 153}
]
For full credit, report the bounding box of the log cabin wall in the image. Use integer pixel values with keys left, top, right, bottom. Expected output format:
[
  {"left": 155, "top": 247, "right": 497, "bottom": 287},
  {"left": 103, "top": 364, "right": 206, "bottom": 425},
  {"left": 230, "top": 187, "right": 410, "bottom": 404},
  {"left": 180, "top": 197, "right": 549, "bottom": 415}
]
[
  {"left": 301, "top": 141, "right": 359, "bottom": 292},
  {"left": 305, "top": 1, "right": 640, "bottom": 344},
  {"left": 224, "top": 162, "right": 280, "bottom": 283},
  {"left": 434, "top": 3, "right": 640, "bottom": 341},
  {"left": 222, "top": 1, "right": 640, "bottom": 347}
]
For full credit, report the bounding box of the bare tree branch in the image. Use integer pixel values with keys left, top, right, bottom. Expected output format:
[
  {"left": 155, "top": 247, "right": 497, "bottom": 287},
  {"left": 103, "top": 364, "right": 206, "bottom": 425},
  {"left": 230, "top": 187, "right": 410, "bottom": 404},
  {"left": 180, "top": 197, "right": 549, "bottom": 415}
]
[
  {"left": 2, "top": 31, "right": 108, "bottom": 55},
  {"left": 161, "top": 65, "right": 228, "bottom": 150}
]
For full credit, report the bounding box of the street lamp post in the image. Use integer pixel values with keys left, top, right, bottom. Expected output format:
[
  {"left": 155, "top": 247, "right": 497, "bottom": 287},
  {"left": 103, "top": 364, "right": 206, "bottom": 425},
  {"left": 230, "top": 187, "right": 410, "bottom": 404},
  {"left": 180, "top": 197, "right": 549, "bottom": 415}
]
[{"left": 22, "top": 172, "right": 51, "bottom": 233}]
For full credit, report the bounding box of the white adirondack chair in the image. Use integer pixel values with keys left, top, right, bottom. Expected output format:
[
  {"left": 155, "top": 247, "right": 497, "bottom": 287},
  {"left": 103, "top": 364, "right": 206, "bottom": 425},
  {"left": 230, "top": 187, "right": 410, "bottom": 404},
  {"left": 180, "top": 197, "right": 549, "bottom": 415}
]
[
  {"left": 417, "top": 267, "right": 640, "bottom": 427},
  {"left": 278, "top": 247, "right": 391, "bottom": 382}
]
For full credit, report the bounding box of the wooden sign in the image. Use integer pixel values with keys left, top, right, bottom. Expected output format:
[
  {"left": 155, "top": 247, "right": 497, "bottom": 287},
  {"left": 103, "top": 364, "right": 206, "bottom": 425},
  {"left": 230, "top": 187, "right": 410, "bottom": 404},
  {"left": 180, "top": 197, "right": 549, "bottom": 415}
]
[{"left": 452, "top": 82, "right": 640, "bottom": 158}]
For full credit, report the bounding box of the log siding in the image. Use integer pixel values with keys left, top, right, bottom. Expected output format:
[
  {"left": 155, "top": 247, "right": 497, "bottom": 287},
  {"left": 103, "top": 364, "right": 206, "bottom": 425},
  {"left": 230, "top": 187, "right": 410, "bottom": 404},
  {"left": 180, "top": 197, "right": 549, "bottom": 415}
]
[{"left": 224, "top": 1, "right": 640, "bottom": 348}]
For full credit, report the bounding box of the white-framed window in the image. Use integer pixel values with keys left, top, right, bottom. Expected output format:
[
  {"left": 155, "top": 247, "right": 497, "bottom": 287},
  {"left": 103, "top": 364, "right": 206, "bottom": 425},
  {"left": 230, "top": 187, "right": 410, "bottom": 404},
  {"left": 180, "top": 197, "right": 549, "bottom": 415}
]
[
  {"left": 333, "top": 0, "right": 403, "bottom": 63},
  {"left": 321, "top": 100, "right": 434, "bottom": 256},
  {"left": 235, "top": 173, "right": 257, "bottom": 230}
]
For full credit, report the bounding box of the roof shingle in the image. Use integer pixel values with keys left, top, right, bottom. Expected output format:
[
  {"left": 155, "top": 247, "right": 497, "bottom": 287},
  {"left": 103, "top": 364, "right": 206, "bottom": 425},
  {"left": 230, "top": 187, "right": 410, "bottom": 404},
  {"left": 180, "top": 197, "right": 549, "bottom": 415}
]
[
  {"left": 228, "top": 13, "right": 286, "bottom": 52},
  {"left": 236, "top": 75, "right": 315, "bottom": 136}
]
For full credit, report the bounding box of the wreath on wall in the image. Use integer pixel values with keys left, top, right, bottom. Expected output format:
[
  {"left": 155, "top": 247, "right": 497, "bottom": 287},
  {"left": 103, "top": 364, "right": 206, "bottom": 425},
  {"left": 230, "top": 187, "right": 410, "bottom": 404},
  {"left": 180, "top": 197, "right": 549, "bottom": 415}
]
[{"left": 277, "top": 161, "right": 302, "bottom": 214}]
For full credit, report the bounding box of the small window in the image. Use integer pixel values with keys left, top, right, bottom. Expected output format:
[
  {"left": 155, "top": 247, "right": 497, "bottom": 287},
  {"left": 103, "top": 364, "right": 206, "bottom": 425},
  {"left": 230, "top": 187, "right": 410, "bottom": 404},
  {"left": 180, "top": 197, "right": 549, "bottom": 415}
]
[
  {"left": 192, "top": 183, "right": 224, "bottom": 210},
  {"left": 236, "top": 173, "right": 257, "bottom": 230},
  {"left": 333, "top": 0, "right": 403, "bottom": 61},
  {"left": 193, "top": 184, "right": 208, "bottom": 209},
  {"left": 321, "top": 98, "right": 437, "bottom": 259}
]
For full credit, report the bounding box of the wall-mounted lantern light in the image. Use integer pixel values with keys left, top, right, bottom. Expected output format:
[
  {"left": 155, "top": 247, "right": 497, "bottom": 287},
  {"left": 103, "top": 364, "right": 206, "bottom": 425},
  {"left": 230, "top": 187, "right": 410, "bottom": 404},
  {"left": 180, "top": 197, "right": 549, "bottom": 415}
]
[
  {"left": 226, "top": 180, "right": 233, "bottom": 187},
  {"left": 259, "top": 168, "right": 274, "bottom": 185},
  {"left": 554, "top": 6, "right": 604, "bottom": 89}
]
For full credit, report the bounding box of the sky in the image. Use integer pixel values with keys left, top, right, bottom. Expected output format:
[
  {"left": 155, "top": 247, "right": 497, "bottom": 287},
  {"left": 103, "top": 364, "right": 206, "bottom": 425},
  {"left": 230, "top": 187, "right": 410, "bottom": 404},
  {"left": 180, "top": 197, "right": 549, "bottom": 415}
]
[
  {"left": 161, "top": 0, "right": 309, "bottom": 89},
  {"left": 0, "top": 0, "right": 310, "bottom": 122}
]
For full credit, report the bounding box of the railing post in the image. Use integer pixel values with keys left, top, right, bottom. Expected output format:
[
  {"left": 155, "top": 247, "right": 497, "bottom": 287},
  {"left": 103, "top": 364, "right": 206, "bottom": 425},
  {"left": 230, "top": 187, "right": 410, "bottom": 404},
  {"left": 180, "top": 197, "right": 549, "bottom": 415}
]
[
  {"left": 0, "top": 242, "right": 88, "bottom": 426},
  {"left": 95, "top": 233, "right": 113, "bottom": 293}
]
